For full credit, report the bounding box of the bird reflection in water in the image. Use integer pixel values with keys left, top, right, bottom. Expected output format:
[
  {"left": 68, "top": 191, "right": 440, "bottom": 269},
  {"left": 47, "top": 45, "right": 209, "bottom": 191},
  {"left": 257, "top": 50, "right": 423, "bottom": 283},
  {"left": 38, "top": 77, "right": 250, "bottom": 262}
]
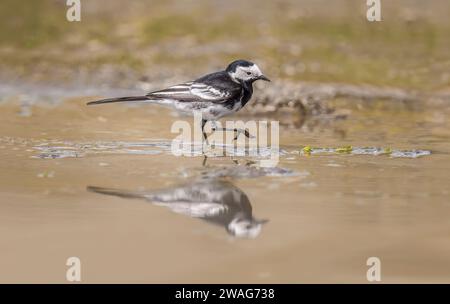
[{"left": 87, "top": 179, "right": 268, "bottom": 238}]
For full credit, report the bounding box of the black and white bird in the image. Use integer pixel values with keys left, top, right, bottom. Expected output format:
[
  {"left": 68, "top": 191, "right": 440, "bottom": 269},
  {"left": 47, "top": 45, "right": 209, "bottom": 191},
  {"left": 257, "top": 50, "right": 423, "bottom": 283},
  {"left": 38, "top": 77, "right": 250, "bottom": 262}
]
[
  {"left": 87, "top": 59, "right": 270, "bottom": 140},
  {"left": 87, "top": 179, "right": 268, "bottom": 238}
]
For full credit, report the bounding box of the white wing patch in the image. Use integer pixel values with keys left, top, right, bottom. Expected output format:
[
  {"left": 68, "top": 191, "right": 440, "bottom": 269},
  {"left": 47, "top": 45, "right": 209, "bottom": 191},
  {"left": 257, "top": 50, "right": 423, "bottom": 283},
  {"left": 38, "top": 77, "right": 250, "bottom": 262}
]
[
  {"left": 148, "top": 82, "right": 193, "bottom": 96},
  {"left": 190, "top": 83, "right": 230, "bottom": 100},
  {"left": 148, "top": 81, "right": 230, "bottom": 101}
]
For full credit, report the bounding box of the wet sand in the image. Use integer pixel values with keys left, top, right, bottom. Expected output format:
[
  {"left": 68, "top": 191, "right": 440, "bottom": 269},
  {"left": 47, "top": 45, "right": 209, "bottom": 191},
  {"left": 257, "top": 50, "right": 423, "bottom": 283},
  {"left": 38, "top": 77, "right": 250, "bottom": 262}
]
[{"left": 0, "top": 95, "right": 449, "bottom": 283}]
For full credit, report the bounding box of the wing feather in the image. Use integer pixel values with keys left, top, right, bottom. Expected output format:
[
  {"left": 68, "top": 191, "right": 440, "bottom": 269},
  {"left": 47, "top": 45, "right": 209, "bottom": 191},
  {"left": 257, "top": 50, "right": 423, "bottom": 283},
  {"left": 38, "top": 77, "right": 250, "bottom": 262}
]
[
  {"left": 146, "top": 80, "right": 238, "bottom": 103},
  {"left": 190, "top": 83, "right": 232, "bottom": 101}
]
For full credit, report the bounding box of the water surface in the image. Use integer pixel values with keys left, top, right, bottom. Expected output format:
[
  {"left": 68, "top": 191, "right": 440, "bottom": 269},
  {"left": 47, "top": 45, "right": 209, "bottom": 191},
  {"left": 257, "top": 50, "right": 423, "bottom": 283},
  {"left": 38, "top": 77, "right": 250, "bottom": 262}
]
[{"left": 0, "top": 95, "right": 449, "bottom": 283}]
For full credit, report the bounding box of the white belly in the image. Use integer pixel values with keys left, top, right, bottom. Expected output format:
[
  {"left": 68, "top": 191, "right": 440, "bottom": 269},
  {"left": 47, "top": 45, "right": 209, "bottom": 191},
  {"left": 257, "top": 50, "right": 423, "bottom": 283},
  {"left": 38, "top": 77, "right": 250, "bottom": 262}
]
[{"left": 173, "top": 101, "right": 242, "bottom": 120}]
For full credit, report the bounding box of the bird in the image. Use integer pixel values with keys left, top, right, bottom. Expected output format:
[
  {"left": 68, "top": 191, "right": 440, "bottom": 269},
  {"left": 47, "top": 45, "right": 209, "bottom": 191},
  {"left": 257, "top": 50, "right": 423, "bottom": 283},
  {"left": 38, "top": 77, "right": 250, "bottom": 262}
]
[
  {"left": 87, "top": 178, "right": 268, "bottom": 238},
  {"left": 87, "top": 59, "right": 270, "bottom": 140}
]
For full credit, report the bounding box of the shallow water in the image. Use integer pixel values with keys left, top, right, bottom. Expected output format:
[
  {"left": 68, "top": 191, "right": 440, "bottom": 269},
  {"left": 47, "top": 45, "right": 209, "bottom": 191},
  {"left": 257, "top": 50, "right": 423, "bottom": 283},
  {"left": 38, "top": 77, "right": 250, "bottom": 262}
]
[{"left": 0, "top": 95, "right": 449, "bottom": 283}]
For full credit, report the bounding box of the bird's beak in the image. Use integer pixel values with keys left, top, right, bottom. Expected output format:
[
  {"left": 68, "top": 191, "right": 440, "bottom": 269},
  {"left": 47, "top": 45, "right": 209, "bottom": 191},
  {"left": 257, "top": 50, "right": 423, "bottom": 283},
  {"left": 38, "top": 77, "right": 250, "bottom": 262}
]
[{"left": 258, "top": 75, "right": 271, "bottom": 82}]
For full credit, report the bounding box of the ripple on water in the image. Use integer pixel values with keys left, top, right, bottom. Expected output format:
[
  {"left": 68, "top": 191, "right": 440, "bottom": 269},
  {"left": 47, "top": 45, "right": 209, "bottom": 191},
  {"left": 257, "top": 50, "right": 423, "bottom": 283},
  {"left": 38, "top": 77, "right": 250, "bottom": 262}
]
[
  {"left": 201, "top": 165, "right": 297, "bottom": 179},
  {"left": 31, "top": 140, "right": 286, "bottom": 160},
  {"left": 25, "top": 138, "right": 432, "bottom": 160},
  {"left": 300, "top": 146, "right": 431, "bottom": 158},
  {"left": 31, "top": 140, "right": 171, "bottom": 159}
]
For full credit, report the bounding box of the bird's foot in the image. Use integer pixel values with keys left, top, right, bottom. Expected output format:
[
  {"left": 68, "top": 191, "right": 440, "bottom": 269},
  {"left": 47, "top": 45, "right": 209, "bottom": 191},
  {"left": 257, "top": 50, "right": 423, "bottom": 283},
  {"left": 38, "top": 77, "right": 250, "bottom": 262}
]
[
  {"left": 233, "top": 128, "right": 255, "bottom": 141},
  {"left": 231, "top": 158, "right": 256, "bottom": 166}
]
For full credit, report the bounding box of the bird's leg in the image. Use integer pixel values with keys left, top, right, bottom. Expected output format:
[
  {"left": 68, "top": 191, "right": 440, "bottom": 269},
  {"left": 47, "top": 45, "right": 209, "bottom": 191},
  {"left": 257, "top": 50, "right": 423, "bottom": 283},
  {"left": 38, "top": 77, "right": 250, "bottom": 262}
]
[
  {"left": 211, "top": 120, "right": 218, "bottom": 133},
  {"left": 231, "top": 158, "right": 255, "bottom": 166},
  {"left": 245, "top": 160, "right": 256, "bottom": 166},
  {"left": 202, "top": 120, "right": 221, "bottom": 146},
  {"left": 202, "top": 155, "right": 208, "bottom": 166},
  {"left": 205, "top": 121, "right": 219, "bottom": 138},
  {"left": 201, "top": 119, "right": 209, "bottom": 145},
  {"left": 232, "top": 128, "right": 254, "bottom": 141},
  {"left": 210, "top": 127, "right": 254, "bottom": 140}
]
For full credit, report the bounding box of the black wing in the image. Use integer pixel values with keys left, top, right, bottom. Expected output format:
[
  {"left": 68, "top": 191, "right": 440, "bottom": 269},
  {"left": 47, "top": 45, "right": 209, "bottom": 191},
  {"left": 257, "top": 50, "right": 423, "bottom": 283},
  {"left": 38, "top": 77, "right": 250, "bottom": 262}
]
[{"left": 146, "top": 71, "right": 242, "bottom": 103}]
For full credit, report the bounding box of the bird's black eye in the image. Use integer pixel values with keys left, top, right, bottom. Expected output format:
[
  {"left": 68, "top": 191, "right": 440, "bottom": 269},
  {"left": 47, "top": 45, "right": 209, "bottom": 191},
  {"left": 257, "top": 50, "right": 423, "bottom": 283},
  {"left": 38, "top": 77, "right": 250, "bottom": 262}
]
[{"left": 246, "top": 72, "right": 252, "bottom": 75}]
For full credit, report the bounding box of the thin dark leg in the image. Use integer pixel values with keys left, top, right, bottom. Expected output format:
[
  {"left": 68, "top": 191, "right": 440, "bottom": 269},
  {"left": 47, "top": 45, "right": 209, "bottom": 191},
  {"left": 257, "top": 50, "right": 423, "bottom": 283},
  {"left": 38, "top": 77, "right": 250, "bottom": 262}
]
[
  {"left": 211, "top": 127, "right": 253, "bottom": 140},
  {"left": 233, "top": 128, "right": 252, "bottom": 141},
  {"left": 201, "top": 119, "right": 208, "bottom": 142}
]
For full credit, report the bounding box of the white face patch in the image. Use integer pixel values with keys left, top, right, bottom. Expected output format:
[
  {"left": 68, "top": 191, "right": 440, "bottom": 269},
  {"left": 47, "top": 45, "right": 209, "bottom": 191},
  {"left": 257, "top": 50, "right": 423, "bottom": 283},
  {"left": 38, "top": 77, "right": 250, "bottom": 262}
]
[
  {"left": 227, "top": 218, "right": 263, "bottom": 238},
  {"left": 229, "top": 64, "right": 263, "bottom": 83}
]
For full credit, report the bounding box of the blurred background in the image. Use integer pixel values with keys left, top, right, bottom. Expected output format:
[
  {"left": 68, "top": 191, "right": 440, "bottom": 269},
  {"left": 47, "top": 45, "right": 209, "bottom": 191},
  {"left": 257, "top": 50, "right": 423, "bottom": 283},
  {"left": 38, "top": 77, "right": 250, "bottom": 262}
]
[{"left": 0, "top": 0, "right": 449, "bottom": 92}]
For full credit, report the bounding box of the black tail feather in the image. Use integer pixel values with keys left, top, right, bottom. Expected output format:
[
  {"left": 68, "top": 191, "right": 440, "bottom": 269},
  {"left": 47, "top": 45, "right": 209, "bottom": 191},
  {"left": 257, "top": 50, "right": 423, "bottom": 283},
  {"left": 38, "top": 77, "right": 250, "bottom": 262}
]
[
  {"left": 86, "top": 96, "right": 149, "bottom": 106},
  {"left": 87, "top": 186, "right": 146, "bottom": 200}
]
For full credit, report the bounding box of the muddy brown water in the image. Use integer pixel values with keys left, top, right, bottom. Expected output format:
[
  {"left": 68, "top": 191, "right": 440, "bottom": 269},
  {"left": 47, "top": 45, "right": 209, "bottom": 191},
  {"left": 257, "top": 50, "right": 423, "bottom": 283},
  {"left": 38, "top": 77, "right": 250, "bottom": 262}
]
[{"left": 0, "top": 94, "right": 449, "bottom": 283}]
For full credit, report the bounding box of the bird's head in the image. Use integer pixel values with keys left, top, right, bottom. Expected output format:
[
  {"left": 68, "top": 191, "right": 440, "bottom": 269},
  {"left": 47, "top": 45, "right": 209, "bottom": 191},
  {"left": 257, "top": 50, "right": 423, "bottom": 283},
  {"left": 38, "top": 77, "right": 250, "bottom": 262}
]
[
  {"left": 226, "top": 217, "right": 269, "bottom": 239},
  {"left": 226, "top": 59, "right": 270, "bottom": 84}
]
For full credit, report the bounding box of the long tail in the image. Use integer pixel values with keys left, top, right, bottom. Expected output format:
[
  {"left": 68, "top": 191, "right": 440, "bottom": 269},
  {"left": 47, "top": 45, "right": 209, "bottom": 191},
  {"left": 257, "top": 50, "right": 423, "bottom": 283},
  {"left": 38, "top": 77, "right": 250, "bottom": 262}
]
[
  {"left": 87, "top": 186, "right": 147, "bottom": 200},
  {"left": 86, "top": 96, "right": 149, "bottom": 106}
]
